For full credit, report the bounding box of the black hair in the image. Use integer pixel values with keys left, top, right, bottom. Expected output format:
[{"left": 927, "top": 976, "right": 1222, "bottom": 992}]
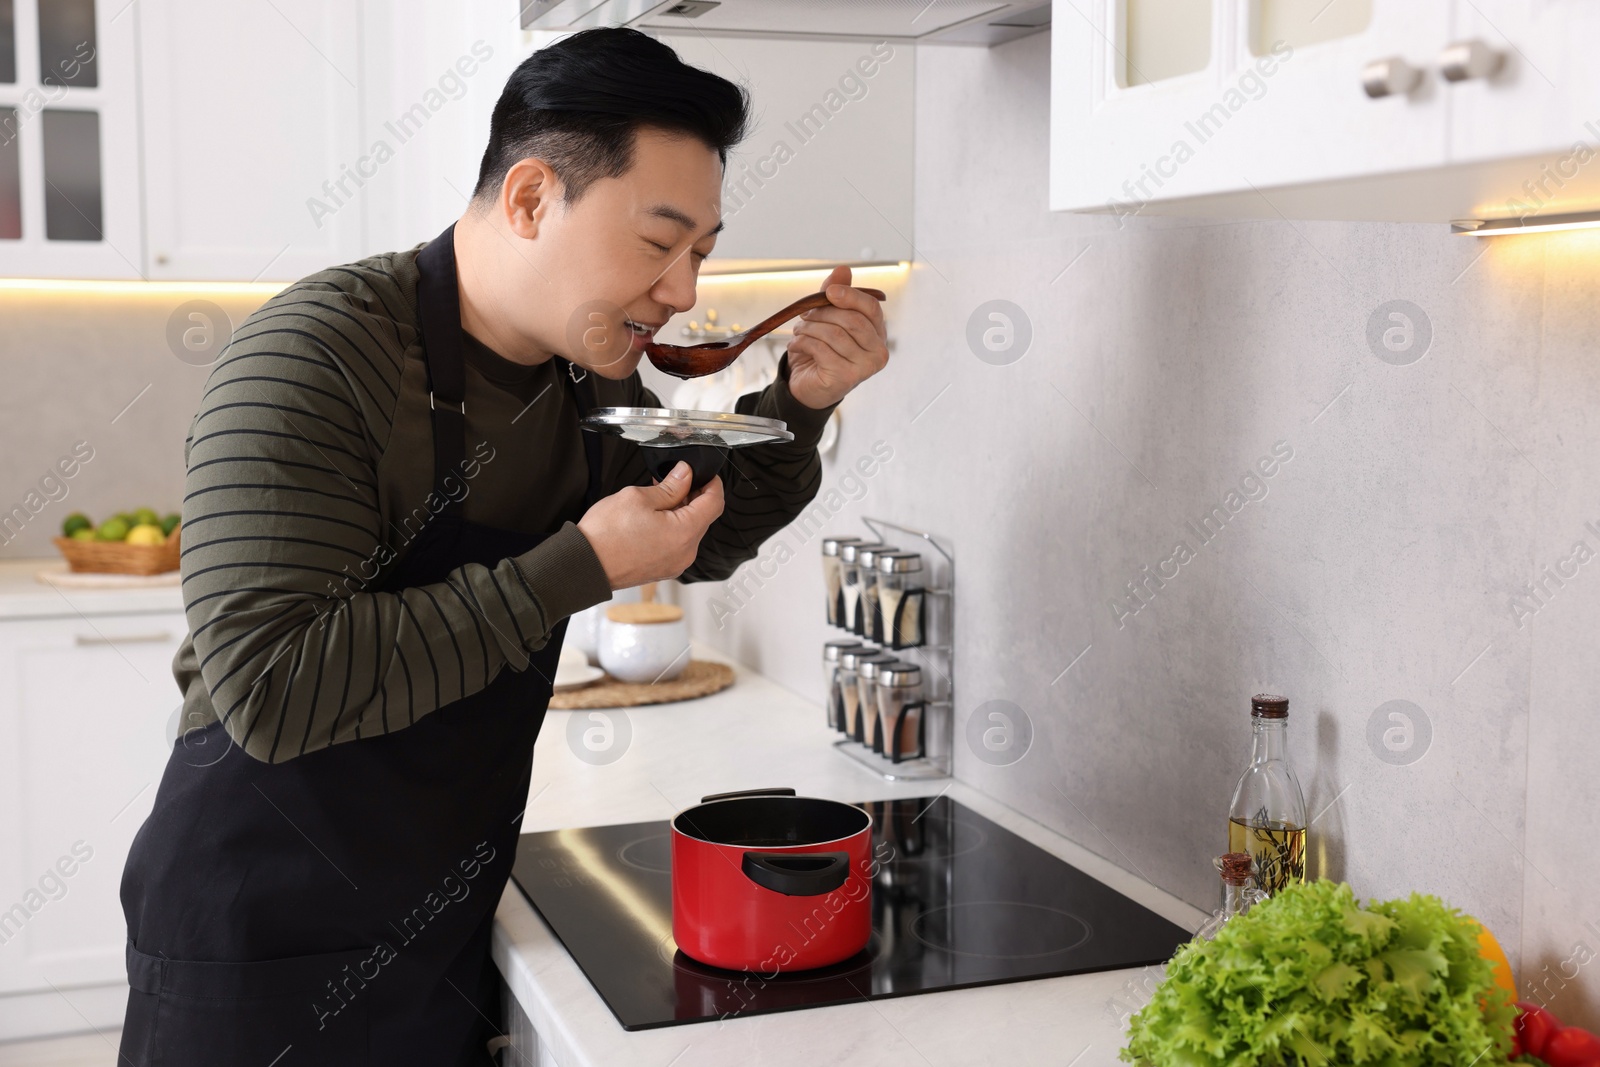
[{"left": 473, "top": 27, "right": 750, "bottom": 205}]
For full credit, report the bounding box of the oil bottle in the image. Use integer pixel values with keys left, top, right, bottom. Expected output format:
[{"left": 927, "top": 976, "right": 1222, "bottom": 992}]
[{"left": 1226, "top": 693, "right": 1307, "bottom": 894}]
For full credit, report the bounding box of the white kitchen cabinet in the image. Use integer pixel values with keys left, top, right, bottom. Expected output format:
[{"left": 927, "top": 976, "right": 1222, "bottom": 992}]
[
  {"left": 1052, "top": 0, "right": 1451, "bottom": 215},
  {"left": 1446, "top": 2, "right": 1598, "bottom": 167},
  {"left": 362, "top": 16, "right": 918, "bottom": 272},
  {"left": 654, "top": 32, "right": 914, "bottom": 273},
  {"left": 358, "top": 2, "right": 538, "bottom": 257},
  {"left": 138, "top": 0, "right": 364, "bottom": 280},
  {"left": 1050, "top": 0, "right": 1600, "bottom": 222},
  {"left": 0, "top": 0, "right": 143, "bottom": 278},
  {"left": 0, "top": 612, "right": 183, "bottom": 1038}
]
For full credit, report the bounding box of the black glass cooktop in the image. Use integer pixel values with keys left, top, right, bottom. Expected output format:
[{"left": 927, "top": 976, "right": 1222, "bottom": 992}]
[{"left": 509, "top": 794, "right": 1191, "bottom": 1030}]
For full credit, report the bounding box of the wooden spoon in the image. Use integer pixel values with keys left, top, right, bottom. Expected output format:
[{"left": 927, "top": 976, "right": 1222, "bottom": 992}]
[{"left": 645, "top": 287, "right": 887, "bottom": 380}]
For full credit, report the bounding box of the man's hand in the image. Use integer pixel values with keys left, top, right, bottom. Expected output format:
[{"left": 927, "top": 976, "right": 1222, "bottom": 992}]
[
  {"left": 577, "top": 462, "right": 725, "bottom": 589},
  {"left": 786, "top": 265, "right": 890, "bottom": 410}
]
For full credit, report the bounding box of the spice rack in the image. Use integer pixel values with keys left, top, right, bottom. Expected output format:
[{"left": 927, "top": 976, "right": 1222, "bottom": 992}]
[{"left": 826, "top": 517, "right": 953, "bottom": 781}]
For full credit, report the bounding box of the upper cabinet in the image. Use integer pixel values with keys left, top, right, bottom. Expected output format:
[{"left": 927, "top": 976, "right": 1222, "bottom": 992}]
[
  {"left": 627, "top": 33, "right": 915, "bottom": 274},
  {"left": 0, "top": 1, "right": 917, "bottom": 280},
  {"left": 0, "top": 0, "right": 142, "bottom": 278},
  {"left": 1050, "top": 0, "right": 1600, "bottom": 223},
  {"left": 138, "top": 0, "right": 363, "bottom": 280}
]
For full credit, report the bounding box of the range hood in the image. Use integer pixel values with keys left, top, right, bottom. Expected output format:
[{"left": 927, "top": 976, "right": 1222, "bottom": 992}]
[{"left": 518, "top": 0, "right": 1051, "bottom": 46}]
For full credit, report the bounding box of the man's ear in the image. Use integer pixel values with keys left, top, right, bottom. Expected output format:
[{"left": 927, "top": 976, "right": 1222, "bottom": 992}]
[{"left": 500, "top": 157, "right": 559, "bottom": 240}]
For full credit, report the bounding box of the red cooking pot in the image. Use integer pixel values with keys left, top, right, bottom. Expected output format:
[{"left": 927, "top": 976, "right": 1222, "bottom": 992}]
[{"left": 672, "top": 787, "right": 873, "bottom": 973}]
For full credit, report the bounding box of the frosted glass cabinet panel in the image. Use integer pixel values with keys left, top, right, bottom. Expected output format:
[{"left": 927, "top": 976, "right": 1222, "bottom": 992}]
[
  {"left": 0, "top": 106, "right": 17, "bottom": 238},
  {"left": 0, "top": 0, "right": 15, "bottom": 84},
  {"left": 1122, "top": 0, "right": 1212, "bottom": 87},
  {"left": 39, "top": 107, "right": 98, "bottom": 240},
  {"left": 1251, "top": 0, "right": 1373, "bottom": 55},
  {"left": 37, "top": 0, "right": 95, "bottom": 87}
]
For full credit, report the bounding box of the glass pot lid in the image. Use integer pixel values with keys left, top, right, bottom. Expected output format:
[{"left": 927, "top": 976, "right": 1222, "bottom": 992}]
[{"left": 581, "top": 406, "right": 794, "bottom": 448}]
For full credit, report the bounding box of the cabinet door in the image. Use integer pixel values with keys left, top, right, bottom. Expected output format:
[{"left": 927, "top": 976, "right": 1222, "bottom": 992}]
[
  {"left": 0, "top": 613, "right": 185, "bottom": 994},
  {"left": 653, "top": 33, "right": 914, "bottom": 271},
  {"left": 1447, "top": 0, "right": 1600, "bottom": 195},
  {"left": 1051, "top": 0, "right": 1453, "bottom": 214},
  {"left": 0, "top": 0, "right": 143, "bottom": 278},
  {"left": 357, "top": 1, "right": 532, "bottom": 258},
  {"left": 138, "top": 0, "right": 363, "bottom": 281}
]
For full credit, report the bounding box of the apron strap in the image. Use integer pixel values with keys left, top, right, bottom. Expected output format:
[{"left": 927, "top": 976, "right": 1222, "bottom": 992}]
[
  {"left": 416, "top": 225, "right": 470, "bottom": 519},
  {"left": 416, "top": 223, "right": 607, "bottom": 522}
]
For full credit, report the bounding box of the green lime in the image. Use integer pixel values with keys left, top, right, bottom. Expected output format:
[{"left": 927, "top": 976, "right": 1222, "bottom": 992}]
[
  {"left": 132, "top": 506, "right": 160, "bottom": 527},
  {"left": 114, "top": 511, "right": 136, "bottom": 528},
  {"left": 61, "top": 512, "right": 91, "bottom": 537},
  {"left": 95, "top": 517, "right": 130, "bottom": 542},
  {"left": 70, "top": 527, "right": 96, "bottom": 541},
  {"left": 160, "top": 513, "right": 181, "bottom": 537}
]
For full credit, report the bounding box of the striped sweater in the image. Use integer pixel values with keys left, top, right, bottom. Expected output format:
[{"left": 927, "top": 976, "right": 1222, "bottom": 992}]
[{"left": 171, "top": 246, "right": 834, "bottom": 763}]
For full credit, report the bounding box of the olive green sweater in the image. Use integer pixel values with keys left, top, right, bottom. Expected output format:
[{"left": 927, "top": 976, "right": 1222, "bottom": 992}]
[{"left": 171, "top": 246, "right": 834, "bottom": 763}]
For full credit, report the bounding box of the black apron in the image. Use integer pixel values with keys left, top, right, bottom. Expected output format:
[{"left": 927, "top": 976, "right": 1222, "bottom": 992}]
[{"left": 118, "top": 224, "right": 605, "bottom": 1067}]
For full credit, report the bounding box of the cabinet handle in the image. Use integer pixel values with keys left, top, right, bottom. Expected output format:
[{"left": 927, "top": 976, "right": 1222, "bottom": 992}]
[
  {"left": 1438, "top": 39, "right": 1505, "bottom": 82},
  {"left": 74, "top": 631, "right": 173, "bottom": 646},
  {"left": 1361, "top": 57, "right": 1424, "bottom": 98}
]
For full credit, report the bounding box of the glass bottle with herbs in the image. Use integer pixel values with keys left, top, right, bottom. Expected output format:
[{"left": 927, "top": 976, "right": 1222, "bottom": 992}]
[{"left": 1226, "top": 693, "right": 1307, "bottom": 895}]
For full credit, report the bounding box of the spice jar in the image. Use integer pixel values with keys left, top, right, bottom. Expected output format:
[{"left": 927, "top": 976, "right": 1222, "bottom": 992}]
[
  {"left": 821, "top": 537, "right": 865, "bottom": 628},
  {"left": 857, "top": 545, "right": 892, "bottom": 641},
  {"left": 856, "top": 653, "right": 900, "bottom": 752},
  {"left": 822, "top": 640, "right": 862, "bottom": 733},
  {"left": 839, "top": 542, "right": 893, "bottom": 636},
  {"left": 836, "top": 647, "right": 877, "bottom": 742},
  {"left": 876, "top": 552, "right": 926, "bottom": 649},
  {"left": 875, "top": 663, "right": 926, "bottom": 762}
]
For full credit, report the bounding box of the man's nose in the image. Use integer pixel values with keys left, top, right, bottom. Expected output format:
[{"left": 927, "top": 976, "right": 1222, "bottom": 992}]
[{"left": 652, "top": 250, "right": 699, "bottom": 315}]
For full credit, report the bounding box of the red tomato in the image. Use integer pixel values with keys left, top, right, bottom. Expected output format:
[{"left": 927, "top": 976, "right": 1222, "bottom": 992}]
[
  {"left": 1516, "top": 1003, "right": 1559, "bottom": 1059},
  {"left": 1542, "top": 1026, "right": 1600, "bottom": 1067}
]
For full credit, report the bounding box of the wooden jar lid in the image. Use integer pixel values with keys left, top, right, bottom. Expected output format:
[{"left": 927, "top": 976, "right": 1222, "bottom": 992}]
[{"left": 605, "top": 602, "right": 684, "bottom": 625}]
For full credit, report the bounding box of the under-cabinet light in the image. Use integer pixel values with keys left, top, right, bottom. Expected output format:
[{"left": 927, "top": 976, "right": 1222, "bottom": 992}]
[
  {"left": 0, "top": 262, "right": 913, "bottom": 295},
  {"left": 697, "top": 261, "right": 912, "bottom": 284},
  {"left": 0, "top": 278, "right": 289, "bottom": 296},
  {"left": 1452, "top": 212, "right": 1600, "bottom": 237}
]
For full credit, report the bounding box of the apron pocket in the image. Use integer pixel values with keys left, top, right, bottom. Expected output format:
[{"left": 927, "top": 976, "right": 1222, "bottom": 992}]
[{"left": 123, "top": 939, "right": 372, "bottom": 1067}]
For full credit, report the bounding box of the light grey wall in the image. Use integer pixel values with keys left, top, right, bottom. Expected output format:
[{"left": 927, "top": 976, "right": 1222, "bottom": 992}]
[
  {"left": 676, "top": 31, "right": 1600, "bottom": 1025},
  {"left": 0, "top": 290, "right": 265, "bottom": 557}
]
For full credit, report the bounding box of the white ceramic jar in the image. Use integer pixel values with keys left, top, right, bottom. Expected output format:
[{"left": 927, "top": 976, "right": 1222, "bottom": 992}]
[
  {"left": 568, "top": 585, "right": 642, "bottom": 665},
  {"left": 598, "top": 601, "right": 690, "bottom": 684}
]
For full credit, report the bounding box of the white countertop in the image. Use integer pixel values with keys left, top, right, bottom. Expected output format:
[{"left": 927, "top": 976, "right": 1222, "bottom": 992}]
[
  {"left": 0, "top": 558, "right": 184, "bottom": 619},
  {"left": 493, "top": 643, "right": 1206, "bottom": 1067}
]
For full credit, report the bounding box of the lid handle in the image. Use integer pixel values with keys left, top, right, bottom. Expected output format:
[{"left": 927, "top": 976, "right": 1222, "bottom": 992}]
[{"left": 699, "top": 787, "right": 797, "bottom": 804}]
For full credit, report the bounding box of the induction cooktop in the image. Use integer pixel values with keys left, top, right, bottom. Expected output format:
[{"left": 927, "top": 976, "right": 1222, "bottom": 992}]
[{"left": 509, "top": 794, "right": 1192, "bottom": 1030}]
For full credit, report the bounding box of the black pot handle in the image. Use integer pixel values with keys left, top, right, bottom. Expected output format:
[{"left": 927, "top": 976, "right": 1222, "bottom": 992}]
[
  {"left": 699, "top": 787, "right": 797, "bottom": 804},
  {"left": 741, "top": 851, "right": 851, "bottom": 896}
]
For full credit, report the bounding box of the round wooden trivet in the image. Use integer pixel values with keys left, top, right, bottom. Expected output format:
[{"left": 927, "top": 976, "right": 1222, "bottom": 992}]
[{"left": 549, "top": 659, "right": 734, "bottom": 709}]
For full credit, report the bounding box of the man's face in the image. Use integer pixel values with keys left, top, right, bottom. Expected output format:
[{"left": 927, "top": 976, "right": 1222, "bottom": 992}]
[{"left": 527, "top": 127, "right": 724, "bottom": 378}]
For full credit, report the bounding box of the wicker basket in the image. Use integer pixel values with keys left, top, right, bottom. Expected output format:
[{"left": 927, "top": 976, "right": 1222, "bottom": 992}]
[{"left": 52, "top": 524, "right": 181, "bottom": 575}]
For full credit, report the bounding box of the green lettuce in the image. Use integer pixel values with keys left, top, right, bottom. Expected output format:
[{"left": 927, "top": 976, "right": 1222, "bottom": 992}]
[{"left": 1121, "top": 880, "right": 1517, "bottom": 1066}]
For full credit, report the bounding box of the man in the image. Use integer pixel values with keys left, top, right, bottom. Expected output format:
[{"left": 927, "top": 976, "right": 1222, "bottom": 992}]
[{"left": 118, "top": 27, "right": 888, "bottom": 1067}]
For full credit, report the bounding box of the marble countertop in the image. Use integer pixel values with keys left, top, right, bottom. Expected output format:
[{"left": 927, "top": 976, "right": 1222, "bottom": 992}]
[
  {"left": 0, "top": 557, "right": 184, "bottom": 619},
  {"left": 492, "top": 642, "right": 1206, "bottom": 1067}
]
